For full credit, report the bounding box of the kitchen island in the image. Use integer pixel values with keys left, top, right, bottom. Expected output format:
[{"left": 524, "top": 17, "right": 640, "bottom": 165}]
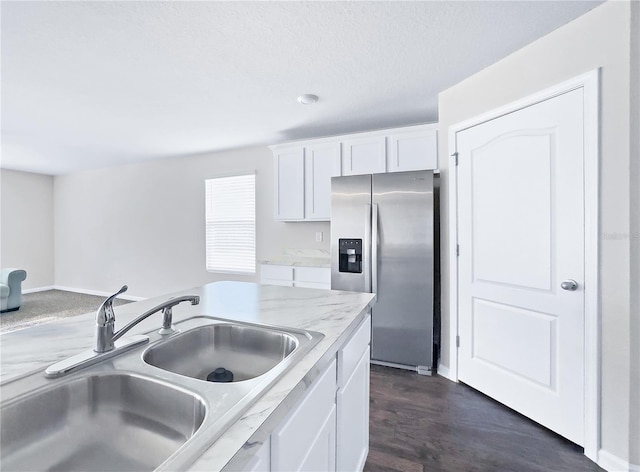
[{"left": 0, "top": 281, "right": 375, "bottom": 471}]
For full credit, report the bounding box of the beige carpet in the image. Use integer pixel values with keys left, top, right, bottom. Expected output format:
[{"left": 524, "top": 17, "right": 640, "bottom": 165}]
[{"left": 0, "top": 290, "right": 132, "bottom": 334}]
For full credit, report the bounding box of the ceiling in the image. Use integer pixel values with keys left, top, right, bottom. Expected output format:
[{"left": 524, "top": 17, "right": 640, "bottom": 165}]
[{"left": 1, "top": 1, "right": 603, "bottom": 176}]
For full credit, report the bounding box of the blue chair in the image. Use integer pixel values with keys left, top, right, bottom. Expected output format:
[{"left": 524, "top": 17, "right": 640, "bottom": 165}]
[{"left": 0, "top": 269, "right": 27, "bottom": 313}]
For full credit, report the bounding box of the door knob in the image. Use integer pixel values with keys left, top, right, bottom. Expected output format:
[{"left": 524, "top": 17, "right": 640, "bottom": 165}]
[{"left": 561, "top": 279, "right": 578, "bottom": 291}]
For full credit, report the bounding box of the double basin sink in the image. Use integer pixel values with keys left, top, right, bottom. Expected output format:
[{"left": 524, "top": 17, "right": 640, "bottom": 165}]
[{"left": 0, "top": 316, "right": 323, "bottom": 471}]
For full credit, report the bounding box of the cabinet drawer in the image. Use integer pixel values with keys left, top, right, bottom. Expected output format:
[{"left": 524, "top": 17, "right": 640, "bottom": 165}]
[
  {"left": 260, "top": 265, "right": 294, "bottom": 281},
  {"left": 294, "top": 267, "right": 331, "bottom": 284},
  {"left": 271, "top": 359, "right": 337, "bottom": 471},
  {"left": 338, "top": 315, "right": 371, "bottom": 388}
]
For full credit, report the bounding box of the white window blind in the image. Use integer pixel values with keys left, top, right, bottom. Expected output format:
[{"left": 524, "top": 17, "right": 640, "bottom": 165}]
[{"left": 205, "top": 173, "right": 256, "bottom": 274}]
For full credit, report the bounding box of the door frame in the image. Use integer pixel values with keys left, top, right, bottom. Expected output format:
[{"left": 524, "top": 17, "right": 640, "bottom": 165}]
[{"left": 446, "top": 69, "right": 600, "bottom": 460}]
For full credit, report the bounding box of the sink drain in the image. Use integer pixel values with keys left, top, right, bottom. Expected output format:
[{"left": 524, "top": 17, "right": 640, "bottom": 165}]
[{"left": 206, "top": 367, "right": 234, "bottom": 383}]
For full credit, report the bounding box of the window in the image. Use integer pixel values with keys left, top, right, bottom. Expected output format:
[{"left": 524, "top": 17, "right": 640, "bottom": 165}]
[{"left": 205, "top": 172, "right": 256, "bottom": 274}]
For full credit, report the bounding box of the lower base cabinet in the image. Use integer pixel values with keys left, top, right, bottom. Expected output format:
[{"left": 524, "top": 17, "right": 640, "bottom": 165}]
[
  {"left": 271, "top": 359, "right": 337, "bottom": 471},
  {"left": 337, "top": 346, "right": 370, "bottom": 472},
  {"left": 241, "top": 315, "right": 370, "bottom": 472}
]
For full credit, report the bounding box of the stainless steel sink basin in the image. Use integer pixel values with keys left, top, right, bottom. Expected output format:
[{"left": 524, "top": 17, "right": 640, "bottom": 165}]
[
  {"left": 143, "top": 323, "right": 298, "bottom": 381},
  {"left": 1, "top": 316, "right": 323, "bottom": 471},
  {"left": 0, "top": 373, "right": 206, "bottom": 472}
]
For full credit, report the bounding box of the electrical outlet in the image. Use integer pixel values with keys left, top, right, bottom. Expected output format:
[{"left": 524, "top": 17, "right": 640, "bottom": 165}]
[{"left": 315, "top": 231, "right": 323, "bottom": 242}]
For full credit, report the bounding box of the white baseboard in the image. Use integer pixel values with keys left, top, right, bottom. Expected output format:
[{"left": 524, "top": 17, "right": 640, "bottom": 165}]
[
  {"left": 22, "top": 285, "right": 55, "bottom": 294},
  {"left": 598, "top": 449, "right": 635, "bottom": 472},
  {"left": 437, "top": 363, "right": 453, "bottom": 381},
  {"left": 53, "top": 285, "right": 146, "bottom": 302}
]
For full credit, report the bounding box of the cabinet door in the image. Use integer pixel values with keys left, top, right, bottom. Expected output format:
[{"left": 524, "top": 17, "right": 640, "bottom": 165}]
[
  {"left": 271, "top": 359, "right": 337, "bottom": 472},
  {"left": 294, "top": 267, "right": 331, "bottom": 290},
  {"left": 387, "top": 129, "right": 438, "bottom": 172},
  {"left": 341, "top": 136, "right": 386, "bottom": 176},
  {"left": 299, "top": 406, "right": 336, "bottom": 472},
  {"left": 274, "top": 147, "right": 304, "bottom": 220},
  {"left": 336, "top": 346, "right": 370, "bottom": 472},
  {"left": 305, "top": 143, "right": 339, "bottom": 220},
  {"left": 260, "top": 264, "right": 294, "bottom": 287}
]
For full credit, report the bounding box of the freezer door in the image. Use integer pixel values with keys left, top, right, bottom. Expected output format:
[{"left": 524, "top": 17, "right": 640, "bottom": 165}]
[
  {"left": 331, "top": 175, "right": 372, "bottom": 293},
  {"left": 372, "top": 171, "right": 434, "bottom": 369}
]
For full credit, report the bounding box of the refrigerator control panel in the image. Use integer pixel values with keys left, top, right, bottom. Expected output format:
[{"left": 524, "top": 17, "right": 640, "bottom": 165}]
[{"left": 338, "top": 239, "right": 362, "bottom": 273}]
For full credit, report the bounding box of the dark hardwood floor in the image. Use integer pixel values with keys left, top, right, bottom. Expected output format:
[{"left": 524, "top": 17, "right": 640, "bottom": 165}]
[{"left": 364, "top": 365, "right": 603, "bottom": 472}]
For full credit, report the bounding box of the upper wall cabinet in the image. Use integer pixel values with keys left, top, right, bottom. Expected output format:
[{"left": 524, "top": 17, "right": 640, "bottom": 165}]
[
  {"left": 271, "top": 123, "right": 437, "bottom": 222},
  {"left": 274, "top": 147, "right": 305, "bottom": 220},
  {"left": 341, "top": 136, "right": 386, "bottom": 176},
  {"left": 387, "top": 126, "right": 438, "bottom": 172},
  {"left": 305, "top": 143, "right": 340, "bottom": 220},
  {"left": 272, "top": 143, "right": 339, "bottom": 221}
]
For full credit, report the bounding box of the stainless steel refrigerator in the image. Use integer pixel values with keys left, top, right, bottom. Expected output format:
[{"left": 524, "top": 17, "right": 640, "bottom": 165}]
[{"left": 331, "top": 171, "right": 435, "bottom": 375}]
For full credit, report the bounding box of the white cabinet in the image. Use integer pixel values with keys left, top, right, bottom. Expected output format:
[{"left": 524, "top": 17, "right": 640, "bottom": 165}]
[
  {"left": 271, "top": 123, "right": 438, "bottom": 221},
  {"left": 274, "top": 148, "right": 305, "bottom": 220},
  {"left": 336, "top": 316, "right": 371, "bottom": 472},
  {"left": 341, "top": 136, "right": 386, "bottom": 176},
  {"left": 241, "top": 315, "right": 371, "bottom": 472},
  {"left": 272, "top": 143, "right": 339, "bottom": 222},
  {"left": 337, "top": 347, "right": 370, "bottom": 472},
  {"left": 305, "top": 143, "right": 340, "bottom": 220},
  {"left": 387, "top": 126, "right": 438, "bottom": 172},
  {"left": 260, "top": 265, "right": 294, "bottom": 287},
  {"left": 271, "top": 359, "right": 337, "bottom": 472},
  {"left": 294, "top": 266, "right": 331, "bottom": 289},
  {"left": 260, "top": 264, "right": 330, "bottom": 290}
]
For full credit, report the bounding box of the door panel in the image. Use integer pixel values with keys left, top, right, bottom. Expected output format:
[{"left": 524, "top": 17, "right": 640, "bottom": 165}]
[
  {"left": 274, "top": 148, "right": 304, "bottom": 220},
  {"left": 330, "top": 175, "right": 371, "bottom": 293},
  {"left": 457, "top": 88, "right": 585, "bottom": 445},
  {"left": 341, "top": 137, "right": 386, "bottom": 175},
  {"left": 472, "top": 299, "right": 556, "bottom": 387},
  {"left": 471, "top": 132, "right": 553, "bottom": 290},
  {"left": 305, "top": 143, "right": 339, "bottom": 220},
  {"left": 372, "top": 171, "right": 434, "bottom": 368}
]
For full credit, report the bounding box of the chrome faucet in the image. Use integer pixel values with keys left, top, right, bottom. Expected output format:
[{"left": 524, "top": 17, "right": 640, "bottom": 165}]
[{"left": 94, "top": 285, "right": 200, "bottom": 353}]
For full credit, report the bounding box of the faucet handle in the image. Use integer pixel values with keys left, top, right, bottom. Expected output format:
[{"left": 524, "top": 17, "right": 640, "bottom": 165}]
[{"left": 96, "top": 285, "right": 128, "bottom": 326}]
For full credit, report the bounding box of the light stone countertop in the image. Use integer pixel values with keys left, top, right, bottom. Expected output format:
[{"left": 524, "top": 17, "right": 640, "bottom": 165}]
[
  {"left": 259, "top": 248, "right": 331, "bottom": 268},
  {"left": 258, "top": 256, "right": 331, "bottom": 268},
  {"left": 0, "top": 281, "right": 375, "bottom": 472}
]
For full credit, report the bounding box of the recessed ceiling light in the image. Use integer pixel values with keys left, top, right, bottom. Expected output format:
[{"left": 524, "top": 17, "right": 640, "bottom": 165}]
[{"left": 297, "top": 94, "right": 319, "bottom": 105}]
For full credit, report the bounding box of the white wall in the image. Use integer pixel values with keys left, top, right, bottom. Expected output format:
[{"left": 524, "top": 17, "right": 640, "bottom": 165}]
[
  {"left": 629, "top": 0, "right": 639, "bottom": 466},
  {"left": 437, "top": 0, "right": 635, "bottom": 464},
  {"left": 54, "top": 146, "right": 329, "bottom": 299},
  {"left": 0, "top": 169, "right": 55, "bottom": 290}
]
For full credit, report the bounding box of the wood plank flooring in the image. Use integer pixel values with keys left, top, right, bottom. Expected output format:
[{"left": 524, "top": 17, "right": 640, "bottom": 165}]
[{"left": 364, "top": 365, "right": 603, "bottom": 472}]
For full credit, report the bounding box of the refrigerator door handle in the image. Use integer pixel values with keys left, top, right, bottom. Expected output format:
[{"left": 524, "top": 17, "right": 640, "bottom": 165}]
[
  {"left": 364, "top": 204, "right": 372, "bottom": 293},
  {"left": 372, "top": 203, "right": 379, "bottom": 294}
]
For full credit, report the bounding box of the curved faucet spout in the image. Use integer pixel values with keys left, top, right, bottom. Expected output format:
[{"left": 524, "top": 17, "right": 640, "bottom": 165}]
[
  {"left": 111, "top": 295, "right": 200, "bottom": 344},
  {"left": 94, "top": 288, "right": 199, "bottom": 353}
]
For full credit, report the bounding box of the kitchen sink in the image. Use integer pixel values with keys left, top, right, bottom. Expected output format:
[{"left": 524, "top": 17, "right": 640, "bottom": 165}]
[
  {"left": 0, "top": 316, "right": 323, "bottom": 471},
  {"left": 0, "top": 373, "right": 206, "bottom": 472},
  {"left": 143, "top": 322, "right": 299, "bottom": 382}
]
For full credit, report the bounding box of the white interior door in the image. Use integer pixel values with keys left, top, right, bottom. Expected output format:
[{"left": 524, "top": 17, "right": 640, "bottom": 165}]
[{"left": 456, "top": 88, "right": 585, "bottom": 445}]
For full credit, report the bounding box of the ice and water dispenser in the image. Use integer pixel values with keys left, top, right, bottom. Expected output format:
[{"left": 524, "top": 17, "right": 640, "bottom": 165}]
[{"left": 338, "top": 239, "right": 362, "bottom": 273}]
